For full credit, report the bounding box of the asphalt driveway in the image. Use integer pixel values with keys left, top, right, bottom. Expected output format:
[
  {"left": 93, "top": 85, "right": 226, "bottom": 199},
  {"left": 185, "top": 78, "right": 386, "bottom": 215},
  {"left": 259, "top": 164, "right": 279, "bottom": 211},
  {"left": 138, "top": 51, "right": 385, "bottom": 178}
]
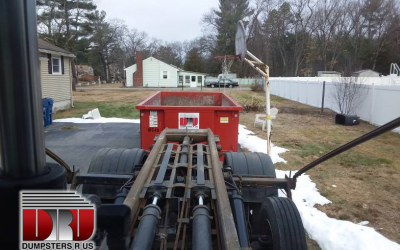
[{"left": 45, "top": 122, "right": 140, "bottom": 173}]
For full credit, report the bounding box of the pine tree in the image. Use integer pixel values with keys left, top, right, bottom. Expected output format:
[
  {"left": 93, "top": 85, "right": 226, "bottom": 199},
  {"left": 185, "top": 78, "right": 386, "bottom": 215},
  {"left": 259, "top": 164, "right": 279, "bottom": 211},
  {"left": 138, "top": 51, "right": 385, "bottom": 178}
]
[
  {"left": 184, "top": 48, "right": 204, "bottom": 72},
  {"left": 214, "top": 0, "right": 253, "bottom": 56},
  {"left": 37, "top": 0, "right": 97, "bottom": 89}
]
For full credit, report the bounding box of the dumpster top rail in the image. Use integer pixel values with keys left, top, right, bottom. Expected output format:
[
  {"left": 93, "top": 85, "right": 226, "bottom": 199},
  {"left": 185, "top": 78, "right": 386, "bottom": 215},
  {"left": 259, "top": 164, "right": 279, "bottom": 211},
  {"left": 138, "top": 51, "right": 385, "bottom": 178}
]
[{"left": 136, "top": 91, "right": 243, "bottom": 110}]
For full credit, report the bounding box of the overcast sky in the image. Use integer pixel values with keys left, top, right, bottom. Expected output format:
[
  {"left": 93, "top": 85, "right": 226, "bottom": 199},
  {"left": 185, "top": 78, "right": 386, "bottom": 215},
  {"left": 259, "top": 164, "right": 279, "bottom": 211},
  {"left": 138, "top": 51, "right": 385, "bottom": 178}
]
[{"left": 95, "top": 0, "right": 219, "bottom": 42}]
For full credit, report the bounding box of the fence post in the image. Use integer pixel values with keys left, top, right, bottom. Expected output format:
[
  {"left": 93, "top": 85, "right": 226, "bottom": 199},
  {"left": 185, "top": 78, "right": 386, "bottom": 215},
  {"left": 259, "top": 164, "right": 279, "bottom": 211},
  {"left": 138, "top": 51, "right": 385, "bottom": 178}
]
[
  {"left": 369, "top": 83, "right": 375, "bottom": 123},
  {"left": 297, "top": 81, "right": 300, "bottom": 101},
  {"left": 321, "top": 81, "right": 326, "bottom": 113}
]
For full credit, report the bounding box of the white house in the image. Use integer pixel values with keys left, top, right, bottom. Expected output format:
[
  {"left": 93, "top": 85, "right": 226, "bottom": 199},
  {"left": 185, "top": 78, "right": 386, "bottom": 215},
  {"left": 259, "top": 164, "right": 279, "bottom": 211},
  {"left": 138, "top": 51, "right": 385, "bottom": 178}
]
[{"left": 124, "top": 52, "right": 207, "bottom": 88}]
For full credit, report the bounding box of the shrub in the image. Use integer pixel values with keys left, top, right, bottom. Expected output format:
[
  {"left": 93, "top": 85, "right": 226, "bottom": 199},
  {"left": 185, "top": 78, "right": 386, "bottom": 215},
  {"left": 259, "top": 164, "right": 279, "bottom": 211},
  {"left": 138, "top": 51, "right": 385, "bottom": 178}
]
[
  {"left": 241, "top": 95, "right": 266, "bottom": 113},
  {"left": 250, "top": 79, "right": 263, "bottom": 91},
  {"left": 78, "top": 74, "right": 98, "bottom": 83}
]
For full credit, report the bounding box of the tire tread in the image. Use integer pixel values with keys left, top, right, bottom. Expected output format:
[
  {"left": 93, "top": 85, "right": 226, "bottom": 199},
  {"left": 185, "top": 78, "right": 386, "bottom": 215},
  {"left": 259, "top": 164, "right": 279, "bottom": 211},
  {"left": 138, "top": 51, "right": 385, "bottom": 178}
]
[{"left": 259, "top": 197, "right": 307, "bottom": 250}]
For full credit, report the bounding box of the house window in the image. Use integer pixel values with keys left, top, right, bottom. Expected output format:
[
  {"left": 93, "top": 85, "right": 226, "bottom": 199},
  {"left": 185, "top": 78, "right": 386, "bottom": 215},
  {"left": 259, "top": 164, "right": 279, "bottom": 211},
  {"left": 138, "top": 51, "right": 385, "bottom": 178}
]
[
  {"left": 52, "top": 57, "right": 61, "bottom": 74},
  {"left": 197, "top": 76, "right": 202, "bottom": 83},
  {"left": 185, "top": 76, "right": 190, "bottom": 83},
  {"left": 163, "top": 71, "right": 168, "bottom": 79},
  {"left": 191, "top": 76, "right": 196, "bottom": 82},
  {"left": 179, "top": 76, "right": 183, "bottom": 84}
]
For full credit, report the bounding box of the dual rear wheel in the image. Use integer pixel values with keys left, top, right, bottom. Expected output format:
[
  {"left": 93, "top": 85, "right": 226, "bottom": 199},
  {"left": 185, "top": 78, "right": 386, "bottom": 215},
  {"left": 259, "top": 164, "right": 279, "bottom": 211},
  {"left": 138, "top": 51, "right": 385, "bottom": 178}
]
[
  {"left": 224, "top": 152, "right": 307, "bottom": 250},
  {"left": 82, "top": 148, "right": 147, "bottom": 201}
]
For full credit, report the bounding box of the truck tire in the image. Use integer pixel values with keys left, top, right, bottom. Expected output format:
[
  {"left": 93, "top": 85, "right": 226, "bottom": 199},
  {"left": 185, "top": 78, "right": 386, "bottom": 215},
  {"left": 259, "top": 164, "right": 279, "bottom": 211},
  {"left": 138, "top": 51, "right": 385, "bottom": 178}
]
[
  {"left": 211, "top": 84, "right": 215, "bottom": 88},
  {"left": 224, "top": 152, "right": 278, "bottom": 202},
  {"left": 228, "top": 84, "right": 233, "bottom": 88},
  {"left": 82, "top": 148, "right": 147, "bottom": 201},
  {"left": 254, "top": 197, "right": 307, "bottom": 250}
]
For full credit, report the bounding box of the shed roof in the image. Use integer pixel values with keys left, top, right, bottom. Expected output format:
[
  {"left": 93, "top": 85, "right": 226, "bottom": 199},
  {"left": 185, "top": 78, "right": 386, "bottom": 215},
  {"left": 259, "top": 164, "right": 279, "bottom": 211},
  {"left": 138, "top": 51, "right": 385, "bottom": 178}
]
[
  {"left": 178, "top": 70, "right": 207, "bottom": 75},
  {"left": 38, "top": 39, "right": 75, "bottom": 57},
  {"left": 353, "top": 69, "right": 379, "bottom": 74},
  {"left": 318, "top": 71, "right": 341, "bottom": 73}
]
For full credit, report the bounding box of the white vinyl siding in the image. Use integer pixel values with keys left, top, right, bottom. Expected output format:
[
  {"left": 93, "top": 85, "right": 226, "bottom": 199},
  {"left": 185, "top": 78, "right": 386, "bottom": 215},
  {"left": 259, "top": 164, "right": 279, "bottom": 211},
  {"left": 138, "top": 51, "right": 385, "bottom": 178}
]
[
  {"left": 178, "top": 71, "right": 206, "bottom": 87},
  {"left": 40, "top": 56, "right": 72, "bottom": 102},
  {"left": 143, "top": 57, "right": 178, "bottom": 87},
  {"left": 124, "top": 64, "right": 137, "bottom": 87}
]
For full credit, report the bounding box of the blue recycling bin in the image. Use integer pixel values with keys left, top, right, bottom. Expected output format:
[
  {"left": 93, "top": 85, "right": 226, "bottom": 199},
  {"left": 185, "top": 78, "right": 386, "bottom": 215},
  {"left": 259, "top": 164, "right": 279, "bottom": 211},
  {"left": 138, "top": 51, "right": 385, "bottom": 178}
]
[
  {"left": 46, "top": 98, "right": 54, "bottom": 126},
  {"left": 42, "top": 98, "right": 49, "bottom": 127}
]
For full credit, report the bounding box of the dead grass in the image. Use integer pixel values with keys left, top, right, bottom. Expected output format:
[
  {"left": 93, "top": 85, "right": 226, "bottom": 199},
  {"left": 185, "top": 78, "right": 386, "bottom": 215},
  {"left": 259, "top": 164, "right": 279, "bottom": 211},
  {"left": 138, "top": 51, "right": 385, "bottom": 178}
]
[
  {"left": 59, "top": 89, "right": 400, "bottom": 246},
  {"left": 54, "top": 90, "right": 157, "bottom": 119},
  {"left": 233, "top": 90, "right": 400, "bottom": 244},
  {"left": 73, "top": 89, "right": 157, "bottom": 102},
  {"left": 77, "top": 82, "right": 125, "bottom": 88}
]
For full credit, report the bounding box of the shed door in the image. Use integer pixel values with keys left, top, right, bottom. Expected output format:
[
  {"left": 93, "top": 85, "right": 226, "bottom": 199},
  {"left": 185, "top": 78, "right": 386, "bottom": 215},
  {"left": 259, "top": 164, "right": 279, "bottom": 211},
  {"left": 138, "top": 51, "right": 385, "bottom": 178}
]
[{"left": 190, "top": 75, "right": 197, "bottom": 88}]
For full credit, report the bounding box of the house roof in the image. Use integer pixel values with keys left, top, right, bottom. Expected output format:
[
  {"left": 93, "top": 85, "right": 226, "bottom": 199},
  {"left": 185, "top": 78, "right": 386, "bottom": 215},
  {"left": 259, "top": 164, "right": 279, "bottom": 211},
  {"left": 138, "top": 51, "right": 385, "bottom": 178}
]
[
  {"left": 76, "top": 64, "right": 92, "bottom": 71},
  {"left": 124, "top": 56, "right": 207, "bottom": 75},
  {"left": 38, "top": 39, "right": 75, "bottom": 57}
]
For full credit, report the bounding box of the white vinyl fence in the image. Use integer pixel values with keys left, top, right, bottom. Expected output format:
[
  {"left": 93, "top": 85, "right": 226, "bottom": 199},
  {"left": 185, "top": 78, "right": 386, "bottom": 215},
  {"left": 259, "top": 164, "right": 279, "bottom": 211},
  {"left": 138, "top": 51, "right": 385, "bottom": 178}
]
[
  {"left": 236, "top": 78, "right": 263, "bottom": 86},
  {"left": 269, "top": 77, "right": 400, "bottom": 133},
  {"left": 205, "top": 77, "right": 262, "bottom": 86}
]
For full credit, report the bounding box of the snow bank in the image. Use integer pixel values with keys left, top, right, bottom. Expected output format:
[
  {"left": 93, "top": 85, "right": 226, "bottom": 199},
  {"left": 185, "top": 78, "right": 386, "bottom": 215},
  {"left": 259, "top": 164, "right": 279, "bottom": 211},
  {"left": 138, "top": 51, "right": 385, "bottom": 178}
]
[
  {"left": 53, "top": 117, "right": 140, "bottom": 123},
  {"left": 239, "top": 124, "right": 400, "bottom": 250},
  {"left": 238, "top": 125, "right": 288, "bottom": 164}
]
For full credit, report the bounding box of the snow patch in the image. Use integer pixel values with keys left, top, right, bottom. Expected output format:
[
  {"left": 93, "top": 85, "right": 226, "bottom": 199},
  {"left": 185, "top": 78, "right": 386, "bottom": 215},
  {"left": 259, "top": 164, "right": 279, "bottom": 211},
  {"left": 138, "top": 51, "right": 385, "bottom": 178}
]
[
  {"left": 238, "top": 125, "right": 288, "bottom": 164},
  {"left": 239, "top": 124, "right": 400, "bottom": 250},
  {"left": 358, "top": 221, "right": 370, "bottom": 226},
  {"left": 53, "top": 117, "right": 140, "bottom": 123}
]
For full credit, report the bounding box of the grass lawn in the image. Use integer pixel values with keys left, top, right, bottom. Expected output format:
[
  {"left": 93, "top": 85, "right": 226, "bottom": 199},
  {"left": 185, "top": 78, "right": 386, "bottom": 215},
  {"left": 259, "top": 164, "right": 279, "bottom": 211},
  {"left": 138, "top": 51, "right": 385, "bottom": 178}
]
[
  {"left": 54, "top": 102, "right": 139, "bottom": 119},
  {"left": 56, "top": 89, "right": 400, "bottom": 248},
  {"left": 54, "top": 89, "right": 157, "bottom": 119}
]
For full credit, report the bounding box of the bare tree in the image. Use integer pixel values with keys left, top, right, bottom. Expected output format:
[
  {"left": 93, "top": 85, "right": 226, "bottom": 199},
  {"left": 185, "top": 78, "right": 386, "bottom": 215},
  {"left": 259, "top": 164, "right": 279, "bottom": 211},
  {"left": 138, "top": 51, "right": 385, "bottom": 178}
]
[
  {"left": 362, "top": 0, "right": 398, "bottom": 70},
  {"left": 331, "top": 77, "right": 368, "bottom": 115},
  {"left": 314, "top": 0, "right": 356, "bottom": 71},
  {"left": 201, "top": 9, "right": 219, "bottom": 35},
  {"left": 121, "top": 28, "right": 149, "bottom": 65},
  {"left": 290, "top": 0, "right": 317, "bottom": 76}
]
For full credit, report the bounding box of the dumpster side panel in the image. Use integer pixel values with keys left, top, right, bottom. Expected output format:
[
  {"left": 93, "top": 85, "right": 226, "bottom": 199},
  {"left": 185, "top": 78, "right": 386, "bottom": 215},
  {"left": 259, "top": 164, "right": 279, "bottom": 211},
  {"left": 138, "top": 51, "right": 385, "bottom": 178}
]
[
  {"left": 140, "top": 110, "right": 165, "bottom": 150},
  {"left": 164, "top": 110, "right": 214, "bottom": 131},
  {"left": 214, "top": 111, "right": 240, "bottom": 152}
]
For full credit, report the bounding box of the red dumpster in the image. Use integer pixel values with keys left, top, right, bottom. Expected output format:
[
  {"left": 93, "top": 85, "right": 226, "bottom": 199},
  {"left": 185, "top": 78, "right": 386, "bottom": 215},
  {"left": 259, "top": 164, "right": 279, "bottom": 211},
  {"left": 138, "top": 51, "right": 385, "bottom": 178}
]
[{"left": 136, "top": 91, "right": 243, "bottom": 152}]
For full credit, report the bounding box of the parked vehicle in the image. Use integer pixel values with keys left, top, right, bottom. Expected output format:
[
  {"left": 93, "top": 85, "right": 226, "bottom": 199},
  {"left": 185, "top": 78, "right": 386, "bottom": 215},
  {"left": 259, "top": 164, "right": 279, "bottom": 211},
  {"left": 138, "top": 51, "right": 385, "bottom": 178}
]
[{"left": 206, "top": 78, "right": 239, "bottom": 88}]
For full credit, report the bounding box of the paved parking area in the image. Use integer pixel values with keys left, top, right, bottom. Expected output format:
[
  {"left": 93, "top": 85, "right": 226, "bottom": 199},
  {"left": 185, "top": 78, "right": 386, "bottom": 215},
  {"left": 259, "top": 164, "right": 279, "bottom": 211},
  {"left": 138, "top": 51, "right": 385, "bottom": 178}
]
[{"left": 45, "top": 122, "right": 140, "bottom": 173}]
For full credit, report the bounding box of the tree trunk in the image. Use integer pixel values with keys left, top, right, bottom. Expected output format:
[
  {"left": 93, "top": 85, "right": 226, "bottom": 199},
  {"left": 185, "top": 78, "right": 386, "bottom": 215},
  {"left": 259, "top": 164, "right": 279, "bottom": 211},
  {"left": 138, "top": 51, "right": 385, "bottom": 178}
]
[
  {"left": 106, "top": 63, "right": 111, "bottom": 83},
  {"left": 100, "top": 55, "right": 107, "bottom": 82},
  {"left": 71, "top": 59, "right": 77, "bottom": 91}
]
